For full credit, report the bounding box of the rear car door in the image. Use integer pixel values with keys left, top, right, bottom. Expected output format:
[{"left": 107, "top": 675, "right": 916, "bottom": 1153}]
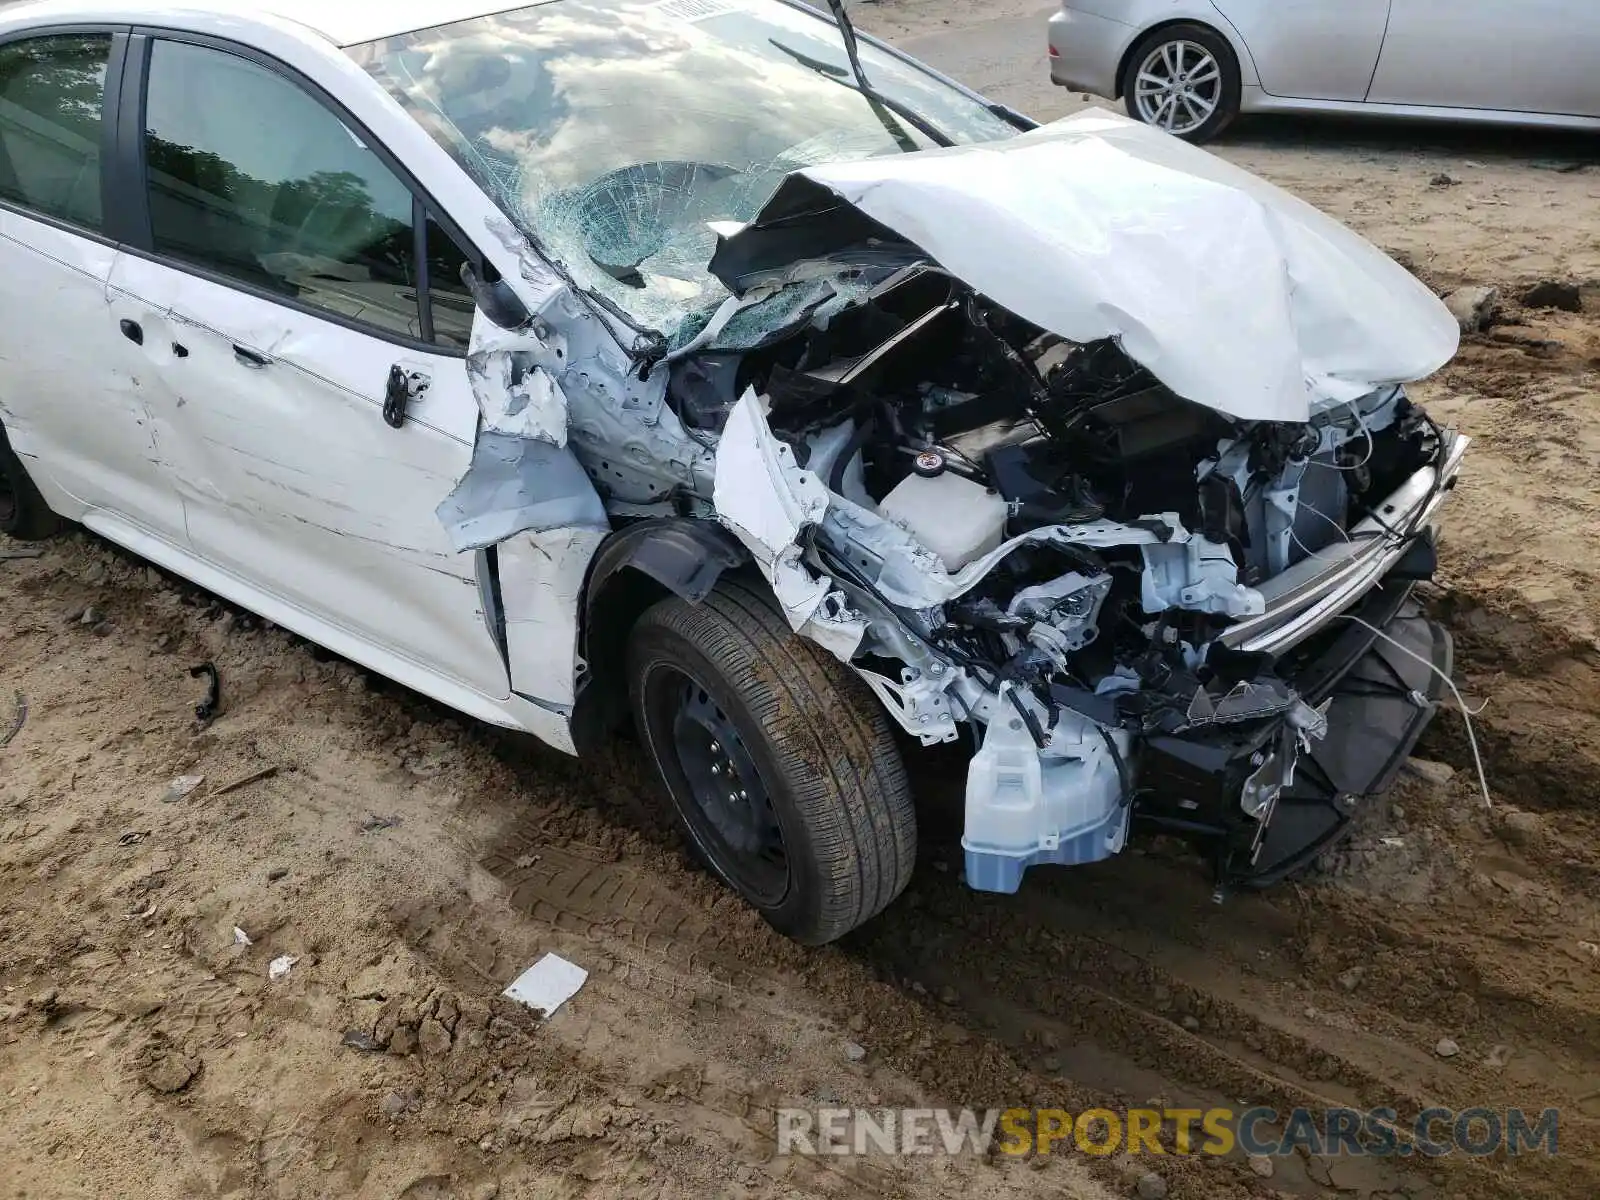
[
  {"left": 1367, "top": 0, "right": 1599, "bottom": 117},
  {"left": 0, "top": 26, "right": 185, "bottom": 543},
  {"left": 1208, "top": 0, "right": 1392, "bottom": 102},
  {"left": 106, "top": 33, "right": 509, "bottom": 701}
]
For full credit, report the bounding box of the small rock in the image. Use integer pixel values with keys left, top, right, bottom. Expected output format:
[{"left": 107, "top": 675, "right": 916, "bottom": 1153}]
[
  {"left": 340, "top": 1028, "right": 384, "bottom": 1052},
  {"left": 1435, "top": 1037, "right": 1460, "bottom": 1058},
  {"left": 1248, "top": 1154, "right": 1274, "bottom": 1178},
  {"left": 1500, "top": 810, "right": 1541, "bottom": 846},
  {"left": 843, "top": 1041, "right": 867, "bottom": 1063},
  {"left": 1483, "top": 1043, "right": 1513, "bottom": 1069},
  {"left": 1338, "top": 966, "right": 1366, "bottom": 992},
  {"left": 143, "top": 1050, "right": 200, "bottom": 1094},
  {"left": 1040, "top": 1054, "right": 1061, "bottom": 1073},
  {"left": 1181, "top": 1014, "right": 1200, "bottom": 1031},
  {"left": 417, "top": 1017, "right": 452, "bottom": 1058},
  {"left": 1428, "top": 172, "right": 1457, "bottom": 187},
  {"left": 1135, "top": 1171, "right": 1168, "bottom": 1199},
  {"left": 80, "top": 604, "right": 105, "bottom": 626},
  {"left": 1442, "top": 285, "right": 1499, "bottom": 333},
  {"left": 378, "top": 1089, "right": 413, "bottom": 1118},
  {"left": 1520, "top": 280, "right": 1583, "bottom": 312},
  {"left": 847, "top": 1013, "right": 867, "bottom": 1034},
  {"left": 1402, "top": 757, "right": 1456, "bottom": 787},
  {"left": 27, "top": 988, "right": 59, "bottom": 1013},
  {"left": 938, "top": 986, "right": 959, "bottom": 1005},
  {"left": 266, "top": 867, "right": 289, "bottom": 882}
]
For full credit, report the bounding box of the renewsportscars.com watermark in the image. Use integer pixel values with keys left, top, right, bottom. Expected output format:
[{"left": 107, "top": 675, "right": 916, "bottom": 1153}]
[{"left": 776, "top": 1106, "right": 1559, "bottom": 1159}]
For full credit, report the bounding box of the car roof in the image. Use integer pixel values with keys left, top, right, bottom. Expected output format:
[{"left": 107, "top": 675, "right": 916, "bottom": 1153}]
[{"left": 0, "top": 0, "right": 552, "bottom": 47}]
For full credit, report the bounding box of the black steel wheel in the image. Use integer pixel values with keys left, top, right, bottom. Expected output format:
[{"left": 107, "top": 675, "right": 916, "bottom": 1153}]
[
  {"left": 648, "top": 665, "right": 791, "bottom": 906},
  {"left": 627, "top": 577, "right": 917, "bottom": 945}
]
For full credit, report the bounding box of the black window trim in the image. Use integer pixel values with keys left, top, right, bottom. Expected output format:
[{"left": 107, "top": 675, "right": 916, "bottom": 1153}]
[
  {"left": 0, "top": 24, "right": 130, "bottom": 249},
  {"left": 115, "top": 26, "right": 485, "bottom": 359}
]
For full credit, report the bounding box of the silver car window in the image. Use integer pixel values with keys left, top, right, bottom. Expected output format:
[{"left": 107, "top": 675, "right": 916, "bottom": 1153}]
[{"left": 0, "top": 33, "right": 111, "bottom": 231}]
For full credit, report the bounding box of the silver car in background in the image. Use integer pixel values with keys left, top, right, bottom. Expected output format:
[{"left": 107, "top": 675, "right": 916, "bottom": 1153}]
[{"left": 1048, "top": 0, "right": 1600, "bottom": 142}]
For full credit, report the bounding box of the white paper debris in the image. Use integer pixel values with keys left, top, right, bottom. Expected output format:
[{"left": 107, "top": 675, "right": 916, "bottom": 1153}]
[
  {"left": 502, "top": 953, "right": 588, "bottom": 1018},
  {"left": 267, "top": 954, "right": 298, "bottom": 980},
  {"left": 163, "top": 775, "right": 204, "bottom": 802},
  {"left": 233, "top": 926, "right": 253, "bottom": 946}
]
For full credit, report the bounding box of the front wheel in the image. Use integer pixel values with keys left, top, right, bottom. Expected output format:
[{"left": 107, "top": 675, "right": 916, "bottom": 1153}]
[
  {"left": 1121, "top": 23, "right": 1241, "bottom": 143},
  {"left": 0, "top": 422, "right": 61, "bottom": 541},
  {"left": 626, "top": 578, "right": 917, "bottom": 945}
]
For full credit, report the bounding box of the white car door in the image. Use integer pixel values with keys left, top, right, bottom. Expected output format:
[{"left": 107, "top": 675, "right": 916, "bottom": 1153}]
[
  {"left": 0, "top": 26, "right": 185, "bottom": 543},
  {"left": 105, "top": 34, "right": 511, "bottom": 704},
  {"left": 1208, "top": 0, "right": 1392, "bottom": 102},
  {"left": 1367, "top": 0, "right": 1599, "bottom": 117}
]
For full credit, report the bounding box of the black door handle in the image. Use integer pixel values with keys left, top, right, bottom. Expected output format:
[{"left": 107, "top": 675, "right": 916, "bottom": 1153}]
[
  {"left": 383, "top": 364, "right": 429, "bottom": 429},
  {"left": 232, "top": 344, "right": 272, "bottom": 369},
  {"left": 118, "top": 318, "right": 143, "bottom": 345}
]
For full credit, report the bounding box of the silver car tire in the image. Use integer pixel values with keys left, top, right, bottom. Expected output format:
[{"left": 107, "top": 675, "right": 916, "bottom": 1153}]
[{"left": 1120, "top": 23, "right": 1241, "bottom": 144}]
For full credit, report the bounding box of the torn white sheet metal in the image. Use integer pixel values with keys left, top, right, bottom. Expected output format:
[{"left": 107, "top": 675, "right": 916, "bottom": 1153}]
[
  {"left": 436, "top": 432, "right": 608, "bottom": 553},
  {"left": 711, "top": 393, "right": 869, "bottom": 660},
  {"left": 500, "top": 528, "right": 606, "bottom": 709},
  {"left": 713, "top": 390, "right": 830, "bottom": 557},
  {"left": 503, "top": 952, "right": 588, "bottom": 1018},
  {"left": 725, "top": 109, "right": 1458, "bottom": 423},
  {"left": 465, "top": 312, "right": 570, "bottom": 445}
]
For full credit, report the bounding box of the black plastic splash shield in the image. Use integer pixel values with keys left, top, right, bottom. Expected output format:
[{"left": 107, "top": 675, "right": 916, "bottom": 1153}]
[{"left": 1132, "top": 579, "right": 1453, "bottom": 888}]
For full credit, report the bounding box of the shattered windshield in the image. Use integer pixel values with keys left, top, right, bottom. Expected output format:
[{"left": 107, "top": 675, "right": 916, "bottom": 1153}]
[{"left": 348, "top": 0, "right": 1014, "bottom": 339}]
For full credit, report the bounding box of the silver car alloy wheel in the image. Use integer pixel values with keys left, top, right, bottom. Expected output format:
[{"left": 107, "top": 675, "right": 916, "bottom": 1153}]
[{"left": 1133, "top": 39, "right": 1221, "bottom": 134}]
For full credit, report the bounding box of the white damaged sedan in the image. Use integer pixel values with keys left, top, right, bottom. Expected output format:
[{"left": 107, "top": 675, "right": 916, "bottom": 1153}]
[{"left": 0, "top": 0, "right": 1466, "bottom": 943}]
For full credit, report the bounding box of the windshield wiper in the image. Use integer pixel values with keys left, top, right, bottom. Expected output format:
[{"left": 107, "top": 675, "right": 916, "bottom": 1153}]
[
  {"left": 812, "top": 0, "right": 955, "bottom": 148},
  {"left": 767, "top": 39, "right": 917, "bottom": 152},
  {"left": 767, "top": 38, "right": 953, "bottom": 155}
]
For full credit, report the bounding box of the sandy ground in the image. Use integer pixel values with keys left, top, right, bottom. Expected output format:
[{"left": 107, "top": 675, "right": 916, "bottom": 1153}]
[{"left": 5, "top": 4, "right": 1600, "bottom": 1198}]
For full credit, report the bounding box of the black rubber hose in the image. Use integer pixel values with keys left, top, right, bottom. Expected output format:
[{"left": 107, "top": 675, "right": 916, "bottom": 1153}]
[{"left": 829, "top": 415, "right": 875, "bottom": 496}]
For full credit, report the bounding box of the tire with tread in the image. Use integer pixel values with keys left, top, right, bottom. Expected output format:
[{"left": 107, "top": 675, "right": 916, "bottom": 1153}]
[
  {"left": 1120, "top": 21, "right": 1242, "bottom": 144},
  {"left": 0, "top": 422, "right": 61, "bottom": 541},
  {"left": 626, "top": 577, "right": 916, "bottom": 945}
]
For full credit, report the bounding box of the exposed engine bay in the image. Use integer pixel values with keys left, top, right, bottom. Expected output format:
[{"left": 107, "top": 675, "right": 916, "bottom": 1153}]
[
  {"left": 439, "top": 109, "right": 1467, "bottom": 899},
  {"left": 670, "top": 260, "right": 1462, "bottom": 892}
]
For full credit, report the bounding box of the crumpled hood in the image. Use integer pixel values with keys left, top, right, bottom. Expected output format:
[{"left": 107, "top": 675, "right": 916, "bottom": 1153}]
[{"left": 711, "top": 109, "right": 1459, "bottom": 423}]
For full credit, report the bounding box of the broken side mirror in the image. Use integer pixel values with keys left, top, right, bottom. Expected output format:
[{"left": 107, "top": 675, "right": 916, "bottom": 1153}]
[{"left": 460, "top": 261, "right": 531, "bottom": 331}]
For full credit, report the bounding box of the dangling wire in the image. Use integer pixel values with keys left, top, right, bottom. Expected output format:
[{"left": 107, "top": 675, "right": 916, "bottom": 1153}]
[{"left": 1337, "top": 614, "right": 1492, "bottom": 810}]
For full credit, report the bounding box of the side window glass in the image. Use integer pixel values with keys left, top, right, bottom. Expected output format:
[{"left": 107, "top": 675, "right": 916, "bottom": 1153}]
[
  {"left": 0, "top": 33, "right": 111, "bottom": 229},
  {"left": 143, "top": 39, "right": 419, "bottom": 338},
  {"left": 425, "top": 215, "right": 475, "bottom": 350}
]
